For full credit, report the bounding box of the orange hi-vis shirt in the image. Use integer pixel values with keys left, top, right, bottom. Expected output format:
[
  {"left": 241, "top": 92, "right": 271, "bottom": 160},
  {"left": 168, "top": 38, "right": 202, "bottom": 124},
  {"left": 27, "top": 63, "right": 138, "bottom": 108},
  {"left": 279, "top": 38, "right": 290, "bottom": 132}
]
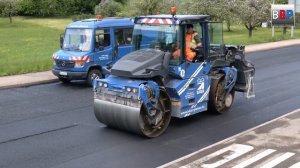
[{"left": 185, "top": 33, "right": 196, "bottom": 62}]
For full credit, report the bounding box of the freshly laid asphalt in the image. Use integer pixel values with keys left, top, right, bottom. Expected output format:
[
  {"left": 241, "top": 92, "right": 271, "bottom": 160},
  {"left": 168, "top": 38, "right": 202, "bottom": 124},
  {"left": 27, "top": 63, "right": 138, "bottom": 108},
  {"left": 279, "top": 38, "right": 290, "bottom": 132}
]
[{"left": 0, "top": 45, "right": 299, "bottom": 168}]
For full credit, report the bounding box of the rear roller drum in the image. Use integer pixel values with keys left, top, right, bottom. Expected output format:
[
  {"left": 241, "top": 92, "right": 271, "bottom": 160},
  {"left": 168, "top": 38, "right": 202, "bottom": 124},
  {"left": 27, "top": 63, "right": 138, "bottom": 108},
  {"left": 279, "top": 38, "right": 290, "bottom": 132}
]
[{"left": 209, "top": 77, "right": 235, "bottom": 114}]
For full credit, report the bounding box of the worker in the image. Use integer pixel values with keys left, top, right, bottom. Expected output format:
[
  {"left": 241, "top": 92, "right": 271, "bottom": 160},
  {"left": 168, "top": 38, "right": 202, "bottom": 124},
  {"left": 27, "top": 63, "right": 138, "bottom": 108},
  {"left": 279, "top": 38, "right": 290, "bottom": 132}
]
[
  {"left": 185, "top": 24, "right": 202, "bottom": 62},
  {"left": 172, "top": 43, "right": 181, "bottom": 59}
]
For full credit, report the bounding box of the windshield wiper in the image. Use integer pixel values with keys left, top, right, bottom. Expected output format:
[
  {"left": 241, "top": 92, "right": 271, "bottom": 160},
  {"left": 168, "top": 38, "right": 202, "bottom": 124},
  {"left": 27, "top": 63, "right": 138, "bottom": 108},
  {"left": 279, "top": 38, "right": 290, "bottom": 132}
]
[
  {"left": 72, "top": 48, "right": 83, "bottom": 52},
  {"left": 63, "top": 47, "right": 71, "bottom": 51},
  {"left": 62, "top": 46, "right": 83, "bottom": 51}
]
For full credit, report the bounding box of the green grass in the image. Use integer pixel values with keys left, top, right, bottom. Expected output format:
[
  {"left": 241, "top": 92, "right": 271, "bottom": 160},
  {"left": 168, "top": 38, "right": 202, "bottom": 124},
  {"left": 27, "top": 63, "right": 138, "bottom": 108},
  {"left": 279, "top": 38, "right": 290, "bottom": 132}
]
[
  {"left": 224, "top": 25, "right": 300, "bottom": 45},
  {"left": 0, "top": 17, "right": 71, "bottom": 76},
  {"left": 0, "top": 16, "right": 299, "bottom": 76}
]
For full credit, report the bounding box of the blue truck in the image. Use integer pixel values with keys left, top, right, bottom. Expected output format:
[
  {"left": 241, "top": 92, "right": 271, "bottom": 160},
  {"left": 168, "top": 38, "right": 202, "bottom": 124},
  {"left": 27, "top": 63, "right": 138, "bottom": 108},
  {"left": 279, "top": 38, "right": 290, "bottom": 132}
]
[
  {"left": 93, "top": 11, "right": 255, "bottom": 137},
  {"left": 52, "top": 17, "right": 134, "bottom": 85}
]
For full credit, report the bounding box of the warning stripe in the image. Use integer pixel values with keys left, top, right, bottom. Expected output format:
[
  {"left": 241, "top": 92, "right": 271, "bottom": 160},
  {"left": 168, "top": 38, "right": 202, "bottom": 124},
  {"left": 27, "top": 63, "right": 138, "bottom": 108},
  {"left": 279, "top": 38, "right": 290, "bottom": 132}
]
[
  {"left": 52, "top": 55, "right": 59, "bottom": 60},
  {"left": 69, "top": 56, "right": 90, "bottom": 62},
  {"left": 140, "top": 18, "right": 173, "bottom": 24}
]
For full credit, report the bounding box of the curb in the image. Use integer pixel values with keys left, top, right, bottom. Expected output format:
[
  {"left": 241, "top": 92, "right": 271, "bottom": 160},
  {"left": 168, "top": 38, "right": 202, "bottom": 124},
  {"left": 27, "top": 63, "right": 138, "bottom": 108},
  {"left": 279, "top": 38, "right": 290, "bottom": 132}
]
[
  {"left": 245, "top": 39, "right": 300, "bottom": 53},
  {"left": 0, "top": 79, "right": 59, "bottom": 90},
  {"left": 0, "top": 71, "right": 59, "bottom": 90}
]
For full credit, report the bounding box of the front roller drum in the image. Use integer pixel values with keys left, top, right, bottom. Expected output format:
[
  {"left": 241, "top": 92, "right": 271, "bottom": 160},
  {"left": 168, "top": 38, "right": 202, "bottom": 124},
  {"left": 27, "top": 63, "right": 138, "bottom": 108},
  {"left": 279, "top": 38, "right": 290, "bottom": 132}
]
[{"left": 94, "top": 92, "right": 171, "bottom": 138}]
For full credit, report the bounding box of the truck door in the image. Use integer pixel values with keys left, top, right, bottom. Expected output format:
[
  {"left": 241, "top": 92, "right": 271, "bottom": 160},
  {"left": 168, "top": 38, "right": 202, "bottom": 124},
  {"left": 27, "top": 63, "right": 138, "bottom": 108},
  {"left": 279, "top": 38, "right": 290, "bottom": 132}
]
[
  {"left": 94, "top": 29, "right": 113, "bottom": 66},
  {"left": 113, "top": 28, "right": 133, "bottom": 62}
]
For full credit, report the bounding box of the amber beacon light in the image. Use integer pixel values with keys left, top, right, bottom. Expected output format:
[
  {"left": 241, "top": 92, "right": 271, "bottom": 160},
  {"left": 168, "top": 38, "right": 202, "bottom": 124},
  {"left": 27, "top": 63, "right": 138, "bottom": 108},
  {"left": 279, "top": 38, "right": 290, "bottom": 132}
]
[
  {"left": 170, "top": 7, "right": 177, "bottom": 15},
  {"left": 97, "top": 15, "right": 102, "bottom": 21}
]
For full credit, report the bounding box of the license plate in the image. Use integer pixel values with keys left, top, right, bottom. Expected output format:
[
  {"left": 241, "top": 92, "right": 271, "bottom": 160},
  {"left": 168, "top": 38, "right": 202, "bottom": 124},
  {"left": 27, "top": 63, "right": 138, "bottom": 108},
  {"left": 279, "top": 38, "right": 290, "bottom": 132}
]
[{"left": 59, "top": 71, "right": 67, "bottom": 76}]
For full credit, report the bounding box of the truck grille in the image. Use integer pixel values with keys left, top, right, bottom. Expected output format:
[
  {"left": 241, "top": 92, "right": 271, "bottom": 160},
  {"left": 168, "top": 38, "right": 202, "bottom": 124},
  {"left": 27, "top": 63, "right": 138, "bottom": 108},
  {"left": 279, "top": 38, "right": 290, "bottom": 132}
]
[{"left": 56, "top": 60, "right": 75, "bottom": 68}]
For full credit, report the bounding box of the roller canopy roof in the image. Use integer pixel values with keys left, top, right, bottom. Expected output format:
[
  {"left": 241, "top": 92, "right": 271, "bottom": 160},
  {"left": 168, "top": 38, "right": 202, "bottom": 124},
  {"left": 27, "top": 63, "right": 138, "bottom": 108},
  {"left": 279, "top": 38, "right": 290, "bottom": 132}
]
[{"left": 135, "top": 15, "right": 210, "bottom": 25}]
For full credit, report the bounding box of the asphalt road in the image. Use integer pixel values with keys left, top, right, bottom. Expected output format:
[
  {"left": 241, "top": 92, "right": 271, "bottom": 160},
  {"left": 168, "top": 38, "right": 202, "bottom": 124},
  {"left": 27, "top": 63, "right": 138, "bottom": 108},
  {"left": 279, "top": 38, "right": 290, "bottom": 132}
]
[{"left": 0, "top": 46, "right": 300, "bottom": 168}]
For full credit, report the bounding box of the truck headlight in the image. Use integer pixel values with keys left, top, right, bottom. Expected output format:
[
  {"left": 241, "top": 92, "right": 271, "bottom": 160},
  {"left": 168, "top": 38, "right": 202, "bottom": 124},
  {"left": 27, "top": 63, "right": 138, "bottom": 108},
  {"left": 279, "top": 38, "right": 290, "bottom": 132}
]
[
  {"left": 126, "top": 87, "right": 138, "bottom": 93},
  {"left": 98, "top": 82, "right": 108, "bottom": 88},
  {"left": 126, "top": 87, "right": 132, "bottom": 92},
  {"left": 132, "top": 88, "right": 138, "bottom": 93}
]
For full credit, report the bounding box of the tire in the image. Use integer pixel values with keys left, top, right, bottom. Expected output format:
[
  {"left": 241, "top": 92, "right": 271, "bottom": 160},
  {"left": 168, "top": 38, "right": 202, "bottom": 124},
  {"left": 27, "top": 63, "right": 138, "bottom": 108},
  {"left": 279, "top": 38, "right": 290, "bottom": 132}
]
[
  {"left": 208, "top": 77, "right": 235, "bottom": 114},
  {"left": 87, "top": 69, "right": 102, "bottom": 86},
  {"left": 59, "top": 77, "right": 71, "bottom": 84}
]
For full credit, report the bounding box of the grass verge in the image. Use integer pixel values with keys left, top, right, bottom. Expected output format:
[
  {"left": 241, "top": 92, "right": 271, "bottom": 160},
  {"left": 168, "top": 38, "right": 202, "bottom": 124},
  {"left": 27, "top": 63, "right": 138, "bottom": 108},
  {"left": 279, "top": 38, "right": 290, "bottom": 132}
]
[
  {"left": 224, "top": 25, "right": 300, "bottom": 45},
  {"left": 0, "top": 17, "right": 71, "bottom": 76},
  {"left": 0, "top": 17, "right": 299, "bottom": 76}
]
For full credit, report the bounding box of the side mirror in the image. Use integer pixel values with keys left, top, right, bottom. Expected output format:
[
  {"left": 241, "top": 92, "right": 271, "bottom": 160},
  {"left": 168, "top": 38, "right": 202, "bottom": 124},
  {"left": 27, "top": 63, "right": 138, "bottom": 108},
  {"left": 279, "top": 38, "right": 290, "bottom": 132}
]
[{"left": 60, "top": 34, "right": 64, "bottom": 49}]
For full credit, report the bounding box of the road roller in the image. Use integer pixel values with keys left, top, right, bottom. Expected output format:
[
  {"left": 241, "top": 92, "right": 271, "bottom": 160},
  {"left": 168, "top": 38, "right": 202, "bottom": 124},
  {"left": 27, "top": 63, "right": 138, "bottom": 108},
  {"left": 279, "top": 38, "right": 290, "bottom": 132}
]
[{"left": 93, "top": 10, "right": 255, "bottom": 138}]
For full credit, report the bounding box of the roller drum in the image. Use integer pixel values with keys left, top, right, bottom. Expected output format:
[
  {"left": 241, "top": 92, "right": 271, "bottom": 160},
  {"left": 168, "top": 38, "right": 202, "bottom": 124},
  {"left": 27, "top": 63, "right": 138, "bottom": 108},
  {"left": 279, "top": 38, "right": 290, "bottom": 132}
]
[{"left": 94, "top": 99, "right": 143, "bottom": 135}]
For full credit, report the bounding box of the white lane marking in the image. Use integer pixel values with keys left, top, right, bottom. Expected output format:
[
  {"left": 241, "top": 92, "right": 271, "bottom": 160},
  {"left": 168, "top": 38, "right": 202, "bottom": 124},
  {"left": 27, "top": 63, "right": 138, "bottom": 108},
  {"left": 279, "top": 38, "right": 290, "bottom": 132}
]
[
  {"left": 178, "top": 63, "right": 203, "bottom": 95},
  {"left": 260, "top": 152, "right": 295, "bottom": 168},
  {"left": 180, "top": 144, "right": 253, "bottom": 168},
  {"left": 290, "top": 162, "right": 300, "bottom": 168},
  {"left": 232, "top": 149, "right": 276, "bottom": 168},
  {"left": 158, "top": 108, "right": 300, "bottom": 168}
]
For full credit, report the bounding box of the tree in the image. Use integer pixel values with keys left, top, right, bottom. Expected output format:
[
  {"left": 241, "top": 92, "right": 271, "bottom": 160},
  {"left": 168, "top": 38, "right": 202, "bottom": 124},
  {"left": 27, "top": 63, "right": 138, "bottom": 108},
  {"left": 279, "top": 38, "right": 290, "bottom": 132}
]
[
  {"left": 233, "top": 0, "right": 270, "bottom": 37},
  {"left": 19, "top": 0, "right": 101, "bottom": 16},
  {"left": 0, "top": 0, "right": 20, "bottom": 23},
  {"left": 129, "top": 0, "right": 162, "bottom": 15},
  {"left": 179, "top": 0, "right": 235, "bottom": 31},
  {"left": 95, "top": 0, "right": 122, "bottom": 17},
  {"left": 121, "top": 0, "right": 177, "bottom": 17}
]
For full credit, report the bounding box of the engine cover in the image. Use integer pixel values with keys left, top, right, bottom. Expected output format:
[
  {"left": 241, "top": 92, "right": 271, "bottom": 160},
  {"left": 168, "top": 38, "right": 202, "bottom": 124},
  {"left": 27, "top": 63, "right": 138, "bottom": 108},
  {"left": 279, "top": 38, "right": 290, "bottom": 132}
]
[{"left": 111, "top": 48, "right": 168, "bottom": 78}]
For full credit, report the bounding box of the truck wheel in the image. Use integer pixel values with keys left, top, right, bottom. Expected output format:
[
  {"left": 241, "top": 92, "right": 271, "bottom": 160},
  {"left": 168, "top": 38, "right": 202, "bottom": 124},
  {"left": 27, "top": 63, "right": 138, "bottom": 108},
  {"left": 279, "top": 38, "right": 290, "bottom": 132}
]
[
  {"left": 59, "top": 77, "right": 71, "bottom": 84},
  {"left": 208, "top": 77, "right": 235, "bottom": 114},
  {"left": 87, "top": 69, "right": 102, "bottom": 86}
]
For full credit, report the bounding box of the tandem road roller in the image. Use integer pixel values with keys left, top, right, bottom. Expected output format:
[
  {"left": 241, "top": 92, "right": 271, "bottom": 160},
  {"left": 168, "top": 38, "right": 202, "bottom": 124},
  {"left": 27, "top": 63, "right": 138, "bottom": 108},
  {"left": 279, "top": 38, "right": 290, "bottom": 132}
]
[{"left": 93, "top": 10, "right": 255, "bottom": 138}]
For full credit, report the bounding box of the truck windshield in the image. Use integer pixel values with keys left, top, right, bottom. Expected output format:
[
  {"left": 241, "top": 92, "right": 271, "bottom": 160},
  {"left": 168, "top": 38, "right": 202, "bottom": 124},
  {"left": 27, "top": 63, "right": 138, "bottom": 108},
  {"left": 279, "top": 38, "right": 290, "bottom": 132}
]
[
  {"left": 63, "top": 28, "right": 93, "bottom": 52},
  {"left": 132, "top": 24, "right": 181, "bottom": 53}
]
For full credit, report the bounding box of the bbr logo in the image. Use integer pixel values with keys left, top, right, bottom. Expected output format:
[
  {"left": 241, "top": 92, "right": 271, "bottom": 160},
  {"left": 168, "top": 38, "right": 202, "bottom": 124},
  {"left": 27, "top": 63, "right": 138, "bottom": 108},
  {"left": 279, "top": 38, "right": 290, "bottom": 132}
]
[
  {"left": 272, "top": 9, "right": 294, "bottom": 20},
  {"left": 271, "top": 4, "right": 295, "bottom": 25}
]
